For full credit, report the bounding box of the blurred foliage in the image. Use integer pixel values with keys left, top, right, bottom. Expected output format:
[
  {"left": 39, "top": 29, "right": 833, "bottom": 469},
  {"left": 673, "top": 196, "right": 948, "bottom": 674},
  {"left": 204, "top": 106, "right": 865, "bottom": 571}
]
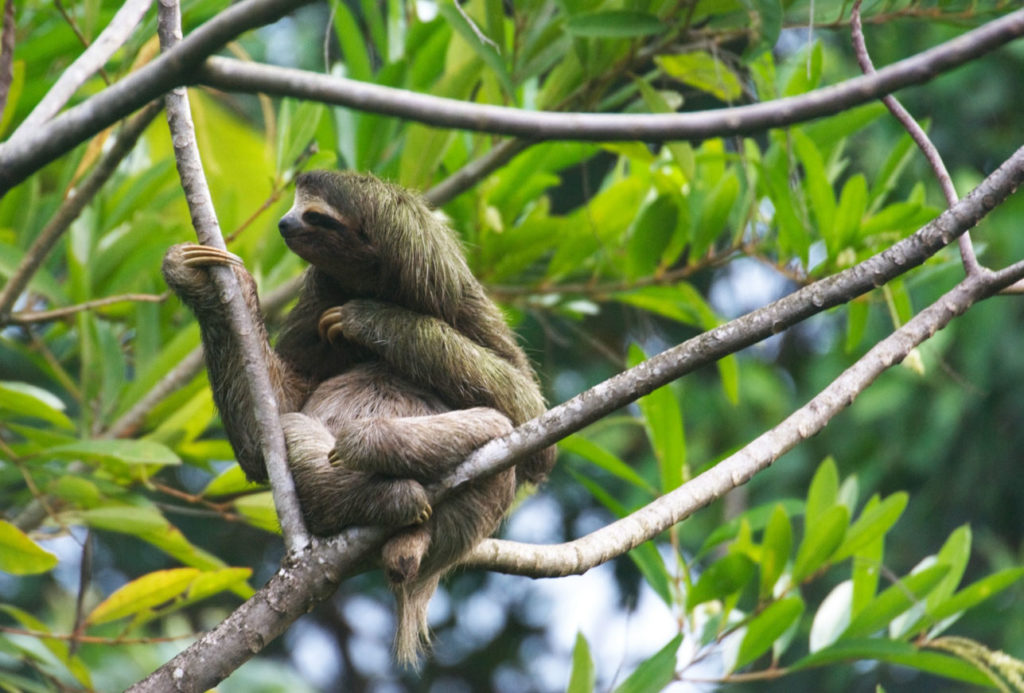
[{"left": 1, "top": 0, "right": 1024, "bottom": 690}]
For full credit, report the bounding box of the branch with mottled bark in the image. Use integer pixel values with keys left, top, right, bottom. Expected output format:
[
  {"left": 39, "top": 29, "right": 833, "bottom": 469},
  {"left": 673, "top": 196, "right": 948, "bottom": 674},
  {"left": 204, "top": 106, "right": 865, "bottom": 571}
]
[
  {"left": 128, "top": 135, "right": 1024, "bottom": 693},
  {"left": 157, "top": 0, "right": 308, "bottom": 550},
  {"left": 197, "top": 9, "right": 1024, "bottom": 141}
]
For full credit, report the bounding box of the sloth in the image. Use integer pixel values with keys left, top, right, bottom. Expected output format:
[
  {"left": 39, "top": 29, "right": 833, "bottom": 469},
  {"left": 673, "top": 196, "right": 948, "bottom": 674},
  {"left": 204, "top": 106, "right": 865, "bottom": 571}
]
[{"left": 162, "top": 170, "right": 556, "bottom": 665}]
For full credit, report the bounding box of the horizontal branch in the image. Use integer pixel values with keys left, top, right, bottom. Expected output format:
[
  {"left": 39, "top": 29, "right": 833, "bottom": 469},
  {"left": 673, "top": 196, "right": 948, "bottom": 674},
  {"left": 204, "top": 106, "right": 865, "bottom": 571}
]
[{"left": 197, "top": 9, "right": 1024, "bottom": 141}]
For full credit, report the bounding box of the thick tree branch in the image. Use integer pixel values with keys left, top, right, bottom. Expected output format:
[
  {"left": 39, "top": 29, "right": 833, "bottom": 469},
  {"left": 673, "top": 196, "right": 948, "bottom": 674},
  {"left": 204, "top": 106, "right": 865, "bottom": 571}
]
[
  {"left": 128, "top": 138, "right": 1024, "bottom": 693},
  {"left": 196, "top": 9, "right": 1024, "bottom": 141},
  {"left": 157, "top": 1, "right": 308, "bottom": 550},
  {"left": 9, "top": 0, "right": 152, "bottom": 142},
  {"left": 0, "top": 0, "right": 314, "bottom": 196}
]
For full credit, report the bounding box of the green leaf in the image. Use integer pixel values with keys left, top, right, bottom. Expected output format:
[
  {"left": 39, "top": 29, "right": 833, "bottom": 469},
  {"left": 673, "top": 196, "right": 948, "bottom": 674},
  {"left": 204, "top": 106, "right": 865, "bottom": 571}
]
[
  {"left": 566, "top": 11, "right": 663, "bottom": 38},
  {"left": 656, "top": 52, "right": 743, "bottom": 101},
  {"left": 47, "top": 439, "right": 181, "bottom": 467},
  {"left": 698, "top": 499, "right": 804, "bottom": 557},
  {"left": 930, "top": 526, "right": 971, "bottom": 605},
  {"left": 235, "top": 492, "right": 281, "bottom": 534},
  {"left": 793, "top": 130, "right": 835, "bottom": 238},
  {"left": 613, "top": 634, "right": 683, "bottom": 693},
  {"left": 202, "top": 464, "right": 264, "bottom": 497},
  {"left": 759, "top": 505, "right": 792, "bottom": 600},
  {"left": 831, "top": 492, "right": 907, "bottom": 562},
  {"left": 687, "top": 553, "right": 756, "bottom": 610},
  {"left": 87, "top": 568, "right": 200, "bottom": 625},
  {"left": 928, "top": 567, "right": 1024, "bottom": 626},
  {"left": 832, "top": 174, "right": 868, "bottom": 254},
  {"left": 0, "top": 381, "right": 73, "bottom": 430},
  {"left": 717, "top": 353, "right": 740, "bottom": 405},
  {"left": 625, "top": 194, "right": 679, "bottom": 279},
  {"left": 783, "top": 41, "right": 823, "bottom": 96},
  {"left": 734, "top": 596, "right": 804, "bottom": 670},
  {"left": 567, "top": 632, "right": 596, "bottom": 693},
  {"left": 845, "top": 299, "right": 869, "bottom": 353},
  {"left": 805, "top": 457, "right": 839, "bottom": 528},
  {"left": 842, "top": 564, "right": 950, "bottom": 639},
  {"left": 791, "top": 639, "right": 995, "bottom": 687},
  {"left": 331, "top": 0, "right": 373, "bottom": 80},
  {"left": 560, "top": 435, "right": 654, "bottom": 492},
  {"left": 0, "top": 521, "right": 58, "bottom": 575},
  {"left": 438, "top": 4, "right": 514, "bottom": 97},
  {"left": 629, "top": 542, "right": 673, "bottom": 606},
  {"left": 692, "top": 170, "right": 739, "bottom": 258},
  {"left": 792, "top": 505, "right": 848, "bottom": 583}
]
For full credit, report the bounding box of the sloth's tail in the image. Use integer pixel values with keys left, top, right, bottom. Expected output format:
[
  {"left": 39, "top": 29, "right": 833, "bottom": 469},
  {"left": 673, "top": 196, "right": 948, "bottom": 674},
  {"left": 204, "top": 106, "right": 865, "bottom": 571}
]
[{"left": 393, "top": 572, "right": 441, "bottom": 668}]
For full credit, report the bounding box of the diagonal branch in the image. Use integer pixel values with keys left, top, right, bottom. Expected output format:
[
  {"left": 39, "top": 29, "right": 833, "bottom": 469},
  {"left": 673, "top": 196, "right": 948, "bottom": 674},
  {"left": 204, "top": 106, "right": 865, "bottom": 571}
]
[
  {"left": 157, "top": 0, "right": 308, "bottom": 550},
  {"left": 196, "top": 9, "right": 1024, "bottom": 141},
  {"left": 127, "top": 136, "right": 1024, "bottom": 693},
  {"left": 463, "top": 268, "right": 1017, "bottom": 575}
]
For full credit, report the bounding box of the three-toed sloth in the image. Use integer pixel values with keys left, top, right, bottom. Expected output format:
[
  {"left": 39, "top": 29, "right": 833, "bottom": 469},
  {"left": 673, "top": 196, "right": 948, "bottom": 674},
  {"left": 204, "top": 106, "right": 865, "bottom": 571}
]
[{"left": 162, "top": 171, "right": 555, "bottom": 665}]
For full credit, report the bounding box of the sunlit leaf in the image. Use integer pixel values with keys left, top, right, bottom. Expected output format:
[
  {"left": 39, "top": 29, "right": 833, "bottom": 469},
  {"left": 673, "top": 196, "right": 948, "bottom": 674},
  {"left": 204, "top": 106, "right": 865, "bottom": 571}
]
[
  {"left": 47, "top": 439, "right": 180, "bottom": 467},
  {"left": 657, "top": 52, "right": 743, "bottom": 101},
  {"left": 0, "top": 521, "right": 58, "bottom": 575},
  {"left": 87, "top": 568, "right": 200, "bottom": 625}
]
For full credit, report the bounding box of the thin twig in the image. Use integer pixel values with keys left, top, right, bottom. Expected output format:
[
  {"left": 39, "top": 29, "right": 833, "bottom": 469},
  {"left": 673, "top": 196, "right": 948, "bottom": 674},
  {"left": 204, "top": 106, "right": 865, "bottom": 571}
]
[
  {"left": 850, "top": 0, "right": 982, "bottom": 276},
  {"left": 8, "top": 293, "right": 166, "bottom": 325},
  {"left": 157, "top": 0, "right": 308, "bottom": 550}
]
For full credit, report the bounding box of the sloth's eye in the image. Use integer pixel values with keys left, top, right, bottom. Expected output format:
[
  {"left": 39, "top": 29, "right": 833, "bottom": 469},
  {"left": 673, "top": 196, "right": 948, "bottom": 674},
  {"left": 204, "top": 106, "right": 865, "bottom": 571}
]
[{"left": 303, "top": 211, "right": 347, "bottom": 233}]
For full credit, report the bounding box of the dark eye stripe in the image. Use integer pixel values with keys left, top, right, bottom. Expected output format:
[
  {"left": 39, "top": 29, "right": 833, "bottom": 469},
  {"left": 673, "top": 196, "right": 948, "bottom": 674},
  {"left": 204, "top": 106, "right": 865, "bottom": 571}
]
[{"left": 302, "top": 211, "right": 346, "bottom": 232}]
